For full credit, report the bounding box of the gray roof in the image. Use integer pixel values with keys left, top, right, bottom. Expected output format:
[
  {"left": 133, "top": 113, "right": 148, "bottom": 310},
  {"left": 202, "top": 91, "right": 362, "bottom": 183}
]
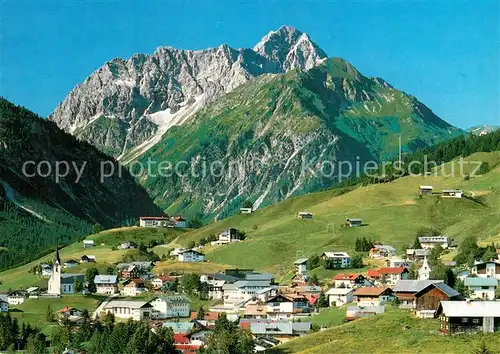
[
  {"left": 153, "top": 295, "right": 190, "bottom": 304},
  {"left": 209, "top": 273, "right": 240, "bottom": 283},
  {"left": 247, "top": 321, "right": 311, "bottom": 335},
  {"left": 0, "top": 295, "right": 8, "bottom": 303},
  {"left": 464, "top": 277, "right": 499, "bottom": 287},
  {"left": 162, "top": 322, "right": 194, "bottom": 333},
  {"left": 104, "top": 300, "right": 151, "bottom": 309},
  {"left": 394, "top": 280, "right": 442, "bottom": 293},
  {"left": 233, "top": 280, "right": 272, "bottom": 288},
  {"left": 294, "top": 258, "right": 308, "bottom": 265},
  {"left": 440, "top": 301, "right": 500, "bottom": 317},
  {"left": 347, "top": 218, "right": 362, "bottom": 222},
  {"left": 60, "top": 274, "right": 84, "bottom": 284},
  {"left": 244, "top": 273, "right": 274, "bottom": 281},
  {"left": 415, "top": 282, "right": 460, "bottom": 298},
  {"left": 94, "top": 275, "right": 118, "bottom": 284}
]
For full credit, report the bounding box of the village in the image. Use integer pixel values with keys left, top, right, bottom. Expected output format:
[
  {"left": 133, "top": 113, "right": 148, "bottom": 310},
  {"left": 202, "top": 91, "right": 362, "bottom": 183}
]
[{"left": 1, "top": 183, "right": 500, "bottom": 354}]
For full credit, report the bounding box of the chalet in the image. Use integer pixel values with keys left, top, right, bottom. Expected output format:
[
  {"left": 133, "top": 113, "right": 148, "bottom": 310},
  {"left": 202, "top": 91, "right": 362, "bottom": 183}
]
[
  {"left": 321, "top": 252, "right": 351, "bottom": 268},
  {"left": 150, "top": 295, "right": 191, "bottom": 319},
  {"left": 240, "top": 319, "right": 311, "bottom": 341},
  {"left": 63, "top": 259, "right": 79, "bottom": 268},
  {"left": 243, "top": 303, "right": 268, "bottom": 319},
  {"left": 293, "top": 258, "right": 308, "bottom": 275},
  {"left": 346, "top": 218, "right": 362, "bottom": 227},
  {"left": 419, "top": 185, "right": 433, "bottom": 195},
  {"left": 354, "top": 287, "right": 395, "bottom": 306},
  {"left": 406, "top": 248, "right": 430, "bottom": 261},
  {"left": 151, "top": 275, "right": 177, "bottom": 290},
  {"left": 378, "top": 267, "right": 409, "bottom": 285},
  {"left": 367, "top": 269, "right": 382, "bottom": 281},
  {"left": 471, "top": 260, "right": 500, "bottom": 280},
  {"left": 170, "top": 216, "right": 187, "bottom": 228},
  {"left": 418, "top": 236, "right": 449, "bottom": 249},
  {"left": 186, "top": 321, "right": 214, "bottom": 345},
  {"left": 441, "top": 189, "right": 463, "bottom": 198},
  {"left": 178, "top": 249, "right": 205, "bottom": 263},
  {"left": 122, "top": 279, "right": 147, "bottom": 297},
  {"left": 291, "top": 273, "right": 309, "bottom": 287},
  {"left": 413, "top": 282, "right": 462, "bottom": 318},
  {"left": 325, "top": 287, "right": 354, "bottom": 307},
  {"left": 369, "top": 245, "right": 396, "bottom": 259},
  {"left": 119, "top": 241, "right": 137, "bottom": 250},
  {"left": 394, "top": 279, "right": 443, "bottom": 308},
  {"left": 240, "top": 207, "right": 253, "bottom": 214},
  {"left": 333, "top": 274, "right": 372, "bottom": 288},
  {"left": 139, "top": 216, "right": 169, "bottom": 228},
  {"left": 80, "top": 255, "right": 96, "bottom": 263},
  {"left": 117, "top": 264, "right": 140, "bottom": 279},
  {"left": 41, "top": 264, "right": 52, "bottom": 277},
  {"left": 94, "top": 275, "right": 118, "bottom": 295},
  {"left": 102, "top": 300, "right": 153, "bottom": 321},
  {"left": 439, "top": 301, "right": 500, "bottom": 334},
  {"left": 223, "top": 280, "right": 275, "bottom": 306},
  {"left": 58, "top": 307, "right": 84, "bottom": 325},
  {"left": 189, "top": 311, "right": 221, "bottom": 323},
  {"left": 265, "top": 294, "right": 309, "bottom": 320},
  {"left": 297, "top": 212, "right": 313, "bottom": 219},
  {"left": 0, "top": 296, "right": 8, "bottom": 312},
  {"left": 218, "top": 228, "right": 242, "bottom": 244},
  {"left": 387, "top": 257, "right": 413, "bottom": 268},
  {"left": 464, "top": 277, "right": 498, "bottom": 300},
  {"left": 6, "top": 290, "right": 27, "bottom": 305},
  {"left": 170, "top": 248, "right": 187, "bottom": 256},
  {"left": 83, "top": 240, "right": 95, "bottom": 248}
]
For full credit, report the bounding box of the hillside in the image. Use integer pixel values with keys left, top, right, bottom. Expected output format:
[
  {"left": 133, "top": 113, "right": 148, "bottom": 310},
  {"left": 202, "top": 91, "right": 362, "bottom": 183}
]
[
  {"left": 268, "top": 307, "right": 500, "bottom": 353},
  {"left": 0, "top": 98, "right": 163, "bottom": 270}
]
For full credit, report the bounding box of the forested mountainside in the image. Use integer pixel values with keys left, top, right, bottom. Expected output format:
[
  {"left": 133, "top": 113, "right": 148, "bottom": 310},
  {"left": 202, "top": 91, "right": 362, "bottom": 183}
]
[
  {"left": 134, "top": 58, "right": 461, "bottom": 221},
  {"left": 0, "top": 98, "right": 163, "bottom": 270}
]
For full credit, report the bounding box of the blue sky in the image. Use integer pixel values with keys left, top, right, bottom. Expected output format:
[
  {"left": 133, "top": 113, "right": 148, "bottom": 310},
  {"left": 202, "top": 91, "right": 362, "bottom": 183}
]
[{"left": 1, "top": 0, "right": 498, "bottom": 129}]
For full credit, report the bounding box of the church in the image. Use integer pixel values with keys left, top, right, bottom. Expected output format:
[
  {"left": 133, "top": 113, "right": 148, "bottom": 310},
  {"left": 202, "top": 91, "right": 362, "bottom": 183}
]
[{"left": 47, "top": 246, "right": 85, "bottom": 295}]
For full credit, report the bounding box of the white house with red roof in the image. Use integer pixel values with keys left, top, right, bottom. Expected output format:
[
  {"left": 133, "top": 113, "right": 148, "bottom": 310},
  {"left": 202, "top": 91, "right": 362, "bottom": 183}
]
[{"left": 333, "top": 273, "right": 372, "bottom": 288}]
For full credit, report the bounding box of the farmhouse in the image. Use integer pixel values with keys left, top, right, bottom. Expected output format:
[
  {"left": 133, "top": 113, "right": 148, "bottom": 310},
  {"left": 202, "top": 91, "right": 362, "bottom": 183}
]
[
  {"left": 218, "top": 228, "right": 242, "bottom": 244},
  {"left": 369, "top": 245, "right": 396, "bottom": 259},
  {"left": 7, "top": 290, "right": 27, "bottom": 305},
  {"left": 378, "top": 267, "right": 409, "bottom": 285},
  {"left": 439, "top": 301, "right": 500, "bottom": 334},
  {"left": 406, "top": 248, "right": 430, "bottom": 261},
  {"left": 178, "top": 249, "right": 205, "bottom": 263},
  {"left": 297, "top": 212, "right": 313, "bottom": 219},
  {"left": 139, "top": 216, "right": 169, "bottom": 227},
  {"left": 94, "top": 275, "right": 118, "bottom": 295},
  {"left": 240, "top": 319, "right": 311, "bottom": 341},
  {"left": 293, "top": 258, "right": 308, "bottom": 275},
  {"left": 117, "top": 264, "right": 140, "bottom": 279},
  {"left": 83, "top": 240, "right": 94, "bottom": 248},
  {"left": 223, "top": 280, "right": 274, "bottom": 306},
  {"left": 265, "top": 294, "right": 309, "bottom": 320},
  {"left": 103, "top": 300, "right": 153, "bottom": 321},
  {"left": 387, "top": 257, "right": 413, "bottom": 268},
  {"left": 58, "top": 307, "right": 84, "bottom": 325},
  {"left": 346, "top": 218, "right": 362, "bottom": 227},
  {"left": 441, "top": 189, "right": 463, "bottom": 198},
  {"left": 325, "top": 287, "right": 354, "bottom": 307},
  {"left": 79, "top": 255, "right": 96, "bottom": 263},
  {"left": 151, "top": 275, "right": 177, "bottom": 290},
  {"left": 413, "top": 282, "right": 462, "bottom": 317},
  {"left": 354, "top": 287, "right": 394, "bottom": 306},
  {"left": 40, "top": 264, "right": 52, "bottom": 277},
  {"left": 394, "top": 280, "right": 444, "bottom": 309},
  {"left": 333, "top": 274, "right": 371, "bottom": 288},
  {"left": 321, "top": 252, "right": 351, "bottom": 268},
  {"left": 418, "top": 236, "right": 449, "bottom": 249},
  {"left": 122, "top": 279, "right": 147, "bottom": 297},
  {"left": 471, "top": 260, "right": 500, "bottom": 280},
  {"left": 150, "top": 295, "right": 191, "bottom": 319},
  {"left": 419, "top": 185, "right": 433, "bottom": 195},
  {"left": 119, "top": 241, "right": 137, "bottom": 249},
  {"left": 464, "top": 277, "right": 498, "bottom": 300}
]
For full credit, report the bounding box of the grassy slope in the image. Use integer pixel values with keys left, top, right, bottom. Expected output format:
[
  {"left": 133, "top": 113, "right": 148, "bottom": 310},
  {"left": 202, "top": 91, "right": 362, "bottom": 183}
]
[
  {"left": 269, "top": 307, "right": 500, "bottom": 354},
  {"left": 173, "top": 152, "right": 500, "bottom": 277}
]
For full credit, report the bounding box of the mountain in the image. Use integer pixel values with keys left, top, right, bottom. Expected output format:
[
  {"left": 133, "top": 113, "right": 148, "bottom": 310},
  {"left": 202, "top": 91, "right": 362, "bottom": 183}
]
[
  {"left": 132, "top": 57, "right": 461, "bottom": 220},
  {"left": 49, "top": 26, "right": 327, "bottom": 159},
  {"left": 467, "top": 125, "right": 499, "bottom": 136},
  {"left": 0, "top": 98, "right": 163, "bottom": 269}
]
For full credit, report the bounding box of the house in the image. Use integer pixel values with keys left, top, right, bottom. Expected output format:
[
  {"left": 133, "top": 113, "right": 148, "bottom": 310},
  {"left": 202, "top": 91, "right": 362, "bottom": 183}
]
[
  {"left": 265, "top": 294, "right": 309, "bottom": 320},
  {"left": 151, "top": 275, "right": 177, "bottom": 290},
  {"left": 240, "top": 319, "right": 311, "bottom": 341},
  {"left": 321, "top": 252, "right": 351, "bottom": 268},
  {"left": 178, "top": 249, "right": 205, "bottom": 263},
  {"left": 0, "top": 296, "right": 8, "bottom": 312},
  {"left": 367, "top": 269, "right": 383, "bottom": 281},
  {"left": 117, "top": 264, "right": 140, "bottom": 279},
  {"left": 119, "top": 241, "right": 137, "bottom": 250},
  {"left": 387, "top": 257, "right": 413, "bottom": 269},
  {"left": 102, "top": 300, "right": 153, "bottom": 321},
  {"left": 439, "top": 301, "right": 500, "bottom": 334},
  {"left": 418, "top": 257, "right": 432, "bottom": 280},
  {"left": 218, "top": 228, "right": 242, "bottom": 244},
  {"left": 293, "top": 258, "right": 308, "bottom": 275},
  {"left": 419, "top": 185, "right": 433, "bottom": 195},
  {"left": 325, "top": 287, "right": 354, "bottom": 307},
  {"left": 83, "top": 240, "right": 95, "bottom": 248},
  {"left": 223, "top": 281, "right": 274, "bottom": 306},
  {"left": 150, "top": 295, "right": 191, "bottom": 319},
  {"left": 297, "top": 212, "right": 313, "bottom": 219},
  {"left": 291, "top": 273, "right": 309, "bottom": 287},
  {"left": 253, "top": 337, "right": 280, "bottom": 352},
  {"left": 240, "top": 207, "right": 253, "bottom": 214},
  {"left": 63, "top": 259, "right": 79, "bottom": 268},
  {"left": 413, "top": 282, "right": 462, "bottom": 317},
  {"left": 441, "top": 189, "right": 463, "bottom": 198},
  {"left": 369, "top": 245, "right": 396, "bottom": 259},
  {"left": 406, "top": 248, "right": 430, "bottom": 261},
  {"left": 354, "top": 287, "right": 395, "bottom": 306},
  {"left": 7, "top": 290, "right": 27, "bottom": 305},
  {"left": 139, "top": 216, "right": 169, "bottom": 227},
  {"left": 346, "top": 218, "right": 362, "bottom": 227},
  {"left": 244, "top": 303, "right": 269, "bottom": 319},
  {"left": 122, "top": 279, "right": 147, "bottom": 296},
  {"left": 333, "top": 274, "right": 372, "bottom": 288},
  {"left": 418, "top": 236, "right": 449, "bottom": 249},
  {"left": 189, "top": 311, "right": 221, "bottom": 323},
  {"left": 80, "top": 255, "right": 96, "bottom": 263},
  {"left": 345, "top": 305, "right": 384, "bottom": 321},
  {"left": 94, "top": 275, "right": 118, "bottom": 295},
  {"left": 170, "top": 216, "right": 187, "bottom": 228},
  {"left": 58, "top": 307, "right": 84, "bottom": 325},
  {"left": 170, "top": 248, "right": 187, "bottom": 257},
  {"left": 471, "top": 260, "right": 500, "bottom": 280},
  {"left": 378, "top": 267, "right": 409, "bottom": 285},
  {"left": 394, "top": 279, "right": 443, "bottom": 309},
  {"left": 464, "top": 277, "right": 498, "bottom": 300},
  {"left": 186, "top": 321, "right": 215, "bottom": 345},
  {"left": 40, "top": 264, "right": 52, "bottom": 277},
  {"left": 163, "top": 322, "right": 195, "bottom": 334}
]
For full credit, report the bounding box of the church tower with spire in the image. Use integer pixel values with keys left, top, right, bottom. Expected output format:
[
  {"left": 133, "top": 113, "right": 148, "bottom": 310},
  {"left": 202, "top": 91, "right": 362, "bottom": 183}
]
[
  {"left": 48, "top": 245, "right": 62, "bottom": 295},
  {"left": 418, "top": 256, "right": 431, "bottom": 281}
]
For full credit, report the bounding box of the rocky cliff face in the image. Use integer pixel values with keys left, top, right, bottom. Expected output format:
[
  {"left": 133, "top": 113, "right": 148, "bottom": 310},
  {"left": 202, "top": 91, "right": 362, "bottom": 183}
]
[{"left": 49, "top": 26, "right": 327, "bottom": 159}]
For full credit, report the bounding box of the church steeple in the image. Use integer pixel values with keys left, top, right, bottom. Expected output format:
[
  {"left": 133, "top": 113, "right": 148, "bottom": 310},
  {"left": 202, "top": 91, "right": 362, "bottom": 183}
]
[{"left": 54, "top": 244, "right": 61, "bottom": 265}]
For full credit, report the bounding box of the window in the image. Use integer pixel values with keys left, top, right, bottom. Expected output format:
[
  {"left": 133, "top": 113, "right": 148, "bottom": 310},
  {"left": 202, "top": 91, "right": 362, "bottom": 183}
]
[
  {"left": 472, "top": 319, "right": 480, "bottom": 324},
  {"left": 461, "top": 318, "right": 468, "bottom": 323}
]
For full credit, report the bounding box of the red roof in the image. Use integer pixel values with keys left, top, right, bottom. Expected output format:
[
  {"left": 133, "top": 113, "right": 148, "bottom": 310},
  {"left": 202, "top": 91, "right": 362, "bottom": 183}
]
[
  {"left": 304, "top": 294, "right": 318, "bottom": 305},
  {"left": 174, "top": 344, "right": 201, "bottom": 353},
  {"left": 173, "top": 333, "right": 189, "bottom": 344},
  {"left": 334, "top": 273, "right": 361, "bottom": 281},
  {"left": 367, "top": 269, "right": 382, "bottom": 278},
  {"left": 58, "top": 306, "right": 72, "bottom": 313},
  {"left": 354, "top": 287, "right": 393, "bottom": 296},
  {"left": 156, "top": 275, "right": 176, "bottom": 282},
  {"left": 189, "top": 311, "right": 221, "bottom": 321},
  {"left": 379, "top": 267, "right": 407, "bottom": 275}
]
